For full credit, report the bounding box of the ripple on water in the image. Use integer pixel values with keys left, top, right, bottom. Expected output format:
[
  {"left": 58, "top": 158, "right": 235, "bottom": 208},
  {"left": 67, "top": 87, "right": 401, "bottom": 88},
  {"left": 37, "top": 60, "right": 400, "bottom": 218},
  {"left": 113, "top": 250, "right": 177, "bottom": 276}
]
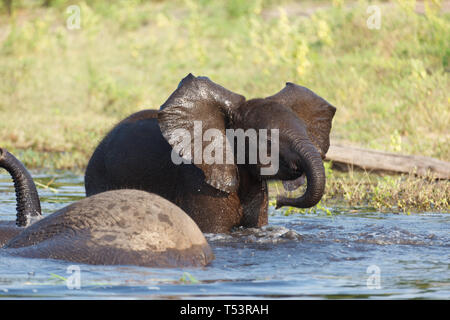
[
  {"left": 205, "top": 225, "right": 303, "bottom": 245},
  {"left": 1, "top": 172, "right": 450, "bottom": 299}
]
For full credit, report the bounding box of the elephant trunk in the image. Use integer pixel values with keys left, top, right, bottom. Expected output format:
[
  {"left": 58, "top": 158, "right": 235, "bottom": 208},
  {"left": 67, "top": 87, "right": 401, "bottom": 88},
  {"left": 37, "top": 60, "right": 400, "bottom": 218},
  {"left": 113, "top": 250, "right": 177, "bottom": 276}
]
[
  {"left": 276, "top": 139, "right": 326, "bottom": 209},
  {"left": 0, "top": 148, "right": 41, "bottom": 227}
]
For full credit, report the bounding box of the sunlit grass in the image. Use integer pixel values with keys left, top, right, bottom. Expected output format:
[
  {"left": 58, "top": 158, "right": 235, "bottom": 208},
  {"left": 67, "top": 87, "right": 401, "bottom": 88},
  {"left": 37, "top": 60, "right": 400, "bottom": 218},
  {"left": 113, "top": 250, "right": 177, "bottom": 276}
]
[
  {"left": 0, "top": 0, "right": 448, "bottom": 212},
  {"left": 0, "top": 0, "right": 448, "bottom": 170},
  {"left": 270, "top": 162, "right": 450, "bottom": 213}
]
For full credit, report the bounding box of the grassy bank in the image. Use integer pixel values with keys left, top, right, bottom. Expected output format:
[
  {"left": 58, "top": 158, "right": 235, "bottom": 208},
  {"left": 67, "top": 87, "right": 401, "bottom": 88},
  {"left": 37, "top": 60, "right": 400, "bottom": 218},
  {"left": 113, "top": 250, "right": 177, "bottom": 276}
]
[
  {"left": 0, "top": 0, "right": 449, "bottom": 212},
  {"left": 270, "top": 163, "right": 449, "bottom": 214}
]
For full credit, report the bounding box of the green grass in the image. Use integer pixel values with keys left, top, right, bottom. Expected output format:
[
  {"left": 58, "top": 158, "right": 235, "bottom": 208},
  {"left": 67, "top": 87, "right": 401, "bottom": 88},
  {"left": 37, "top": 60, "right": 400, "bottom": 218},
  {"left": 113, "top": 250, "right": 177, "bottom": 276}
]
[
  {"left": 0, "top": 0, "right": 448, "bottom": 211},
  {"left": 270, "top": 162, "right": 449, "bottom": 214}
]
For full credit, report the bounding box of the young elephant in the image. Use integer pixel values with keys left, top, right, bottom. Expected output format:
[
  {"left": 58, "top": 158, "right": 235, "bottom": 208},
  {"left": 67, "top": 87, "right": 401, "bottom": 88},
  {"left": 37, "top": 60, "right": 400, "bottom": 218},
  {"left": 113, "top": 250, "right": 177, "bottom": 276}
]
[
  {"left": 0, "top": 148, "right": 214, "bottom": 267},
  {"left": 85, "top": 74, "right": 336, "bottom": 233}
]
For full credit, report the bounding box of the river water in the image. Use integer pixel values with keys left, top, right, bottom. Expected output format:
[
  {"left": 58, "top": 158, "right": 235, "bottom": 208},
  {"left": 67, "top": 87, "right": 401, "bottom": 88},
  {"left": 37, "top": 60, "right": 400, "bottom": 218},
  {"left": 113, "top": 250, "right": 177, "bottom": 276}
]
[{"left": 0, "top": 172, "right": 448, "bottom": 299}]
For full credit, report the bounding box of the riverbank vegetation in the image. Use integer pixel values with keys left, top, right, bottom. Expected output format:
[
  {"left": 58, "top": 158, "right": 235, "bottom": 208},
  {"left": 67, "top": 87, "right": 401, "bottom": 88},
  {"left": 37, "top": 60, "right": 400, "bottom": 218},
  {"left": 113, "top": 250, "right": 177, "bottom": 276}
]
[{"left": 270, "top": 163, "right": 449, "bottom": 214}]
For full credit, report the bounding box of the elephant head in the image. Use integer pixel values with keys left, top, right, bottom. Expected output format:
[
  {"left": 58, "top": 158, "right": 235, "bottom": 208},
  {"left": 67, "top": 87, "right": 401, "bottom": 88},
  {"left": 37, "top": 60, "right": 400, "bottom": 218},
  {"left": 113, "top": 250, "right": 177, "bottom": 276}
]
[{"left": 158, "top": 73, "right": 336, "bottom": 209}]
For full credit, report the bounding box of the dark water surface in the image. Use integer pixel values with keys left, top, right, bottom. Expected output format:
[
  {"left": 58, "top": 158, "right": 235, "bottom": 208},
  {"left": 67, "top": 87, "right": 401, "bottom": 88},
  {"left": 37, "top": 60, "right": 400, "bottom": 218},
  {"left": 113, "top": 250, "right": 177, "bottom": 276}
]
[{"left": 0, "top": 172, "right": 449, "bottom": 299}]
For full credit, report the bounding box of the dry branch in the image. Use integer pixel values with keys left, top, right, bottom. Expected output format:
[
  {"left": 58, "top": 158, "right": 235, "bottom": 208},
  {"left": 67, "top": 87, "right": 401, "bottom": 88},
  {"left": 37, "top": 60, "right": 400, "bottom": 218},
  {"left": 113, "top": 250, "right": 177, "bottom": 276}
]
[{"left": 325, "top": 143, "right": 450, "bottom": 179}]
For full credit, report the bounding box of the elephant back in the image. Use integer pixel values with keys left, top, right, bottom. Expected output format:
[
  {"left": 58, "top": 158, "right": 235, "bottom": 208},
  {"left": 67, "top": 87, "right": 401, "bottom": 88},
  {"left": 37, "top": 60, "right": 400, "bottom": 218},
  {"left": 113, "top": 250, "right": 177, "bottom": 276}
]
[{"left": 4, "top": 190, "right": 214, "bottom": 267}]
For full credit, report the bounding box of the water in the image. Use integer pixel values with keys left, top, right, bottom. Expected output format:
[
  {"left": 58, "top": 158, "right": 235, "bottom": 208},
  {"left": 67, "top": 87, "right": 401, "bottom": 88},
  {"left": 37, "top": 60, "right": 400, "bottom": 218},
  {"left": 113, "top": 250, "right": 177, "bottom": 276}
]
[{"left": 0, "top": 172, "right": 449, "bottom": 299}]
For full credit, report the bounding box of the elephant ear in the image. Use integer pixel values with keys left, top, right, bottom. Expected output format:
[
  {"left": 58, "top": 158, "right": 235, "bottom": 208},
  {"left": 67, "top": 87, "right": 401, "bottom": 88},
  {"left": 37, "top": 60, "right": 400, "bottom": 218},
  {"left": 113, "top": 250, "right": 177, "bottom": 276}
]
[
  {"left": 158, "top": 73, "right": 246, "bottom": 193},
  {"left": 267, "top": 82, "right": 336, "bottom": 158}
]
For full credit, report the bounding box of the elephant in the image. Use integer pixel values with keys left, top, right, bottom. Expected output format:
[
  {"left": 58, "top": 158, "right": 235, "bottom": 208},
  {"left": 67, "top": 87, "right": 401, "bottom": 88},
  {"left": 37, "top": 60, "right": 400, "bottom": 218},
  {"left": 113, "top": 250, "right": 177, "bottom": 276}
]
[
  {"left": 0, "top": 147, "right": 214, "bottom": 267},
  {"left": 85, "top": 73, "right": 336, "bottom": 233}
]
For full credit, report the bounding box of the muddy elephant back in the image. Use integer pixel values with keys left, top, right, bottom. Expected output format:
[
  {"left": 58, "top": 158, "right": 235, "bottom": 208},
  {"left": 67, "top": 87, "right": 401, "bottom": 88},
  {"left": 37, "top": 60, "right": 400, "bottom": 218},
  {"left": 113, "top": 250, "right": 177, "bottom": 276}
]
[
  {"left": 4, "top": 190, "right": 214, "bottom": 267},
  {"left": 0, "top": 222, "right": 23, "bottom": 247}
]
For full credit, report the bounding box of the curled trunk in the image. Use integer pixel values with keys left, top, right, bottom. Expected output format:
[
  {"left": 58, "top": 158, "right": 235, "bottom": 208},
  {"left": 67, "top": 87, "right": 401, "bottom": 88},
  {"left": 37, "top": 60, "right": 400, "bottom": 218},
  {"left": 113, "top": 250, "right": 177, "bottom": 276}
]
[
  {"left": 276, "top": 139, "right": 326, "bottom": 209},
  {"left": 0, "top": 148, "right": 41, "bottom": 226}
]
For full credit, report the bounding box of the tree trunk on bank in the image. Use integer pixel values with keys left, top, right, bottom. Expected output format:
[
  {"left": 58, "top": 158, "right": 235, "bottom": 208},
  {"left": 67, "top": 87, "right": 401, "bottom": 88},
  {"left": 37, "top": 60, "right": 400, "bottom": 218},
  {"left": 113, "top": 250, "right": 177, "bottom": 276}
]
[{"left": 326, "top": 143, "right": 450, "bottom": 180}]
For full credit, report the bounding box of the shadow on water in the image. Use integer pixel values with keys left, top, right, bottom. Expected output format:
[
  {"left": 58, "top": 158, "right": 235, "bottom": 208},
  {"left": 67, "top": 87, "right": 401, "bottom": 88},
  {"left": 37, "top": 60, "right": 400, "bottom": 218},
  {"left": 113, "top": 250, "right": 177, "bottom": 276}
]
[{"left": 0, "top": 172, "right": 449, "bottom": 299}]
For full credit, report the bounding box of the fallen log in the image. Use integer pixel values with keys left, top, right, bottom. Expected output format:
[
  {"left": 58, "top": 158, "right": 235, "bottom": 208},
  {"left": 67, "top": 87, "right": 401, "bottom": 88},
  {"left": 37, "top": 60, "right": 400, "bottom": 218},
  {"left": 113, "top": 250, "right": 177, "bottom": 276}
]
[{"left": 325, "top": 143, "right": 450, "bottom": 180}]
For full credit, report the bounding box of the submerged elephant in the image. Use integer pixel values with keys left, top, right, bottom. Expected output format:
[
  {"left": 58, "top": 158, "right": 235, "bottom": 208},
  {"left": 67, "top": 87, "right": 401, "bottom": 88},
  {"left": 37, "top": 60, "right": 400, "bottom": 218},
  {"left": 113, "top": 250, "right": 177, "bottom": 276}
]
[
  {"left": 85, "top": 73, "right": 336, "bottom": 233},
  {"left": 0, "top": 148, "right": 214, "bottom": 267}
]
